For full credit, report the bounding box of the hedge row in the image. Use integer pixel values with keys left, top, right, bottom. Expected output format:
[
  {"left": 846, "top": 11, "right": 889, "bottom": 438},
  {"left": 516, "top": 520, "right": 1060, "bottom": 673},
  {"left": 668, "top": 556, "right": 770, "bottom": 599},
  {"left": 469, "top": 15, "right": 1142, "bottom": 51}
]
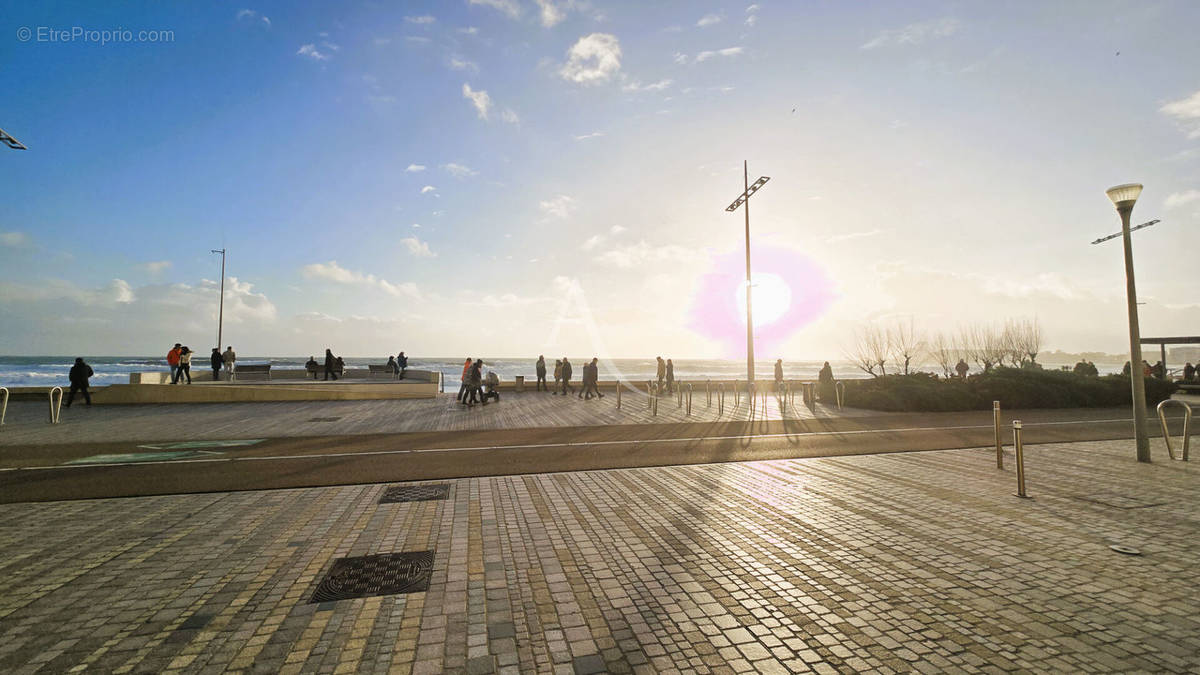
[{"left": 836, "top": 368, "right": 1176, "bottom": 412}]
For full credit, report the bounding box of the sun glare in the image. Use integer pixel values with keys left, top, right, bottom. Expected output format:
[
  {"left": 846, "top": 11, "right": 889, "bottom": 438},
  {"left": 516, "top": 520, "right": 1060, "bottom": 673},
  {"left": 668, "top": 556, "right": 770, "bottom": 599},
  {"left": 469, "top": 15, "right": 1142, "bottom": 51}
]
[{"left": 735, "top": 273, "right": 792, "bottom": 328}]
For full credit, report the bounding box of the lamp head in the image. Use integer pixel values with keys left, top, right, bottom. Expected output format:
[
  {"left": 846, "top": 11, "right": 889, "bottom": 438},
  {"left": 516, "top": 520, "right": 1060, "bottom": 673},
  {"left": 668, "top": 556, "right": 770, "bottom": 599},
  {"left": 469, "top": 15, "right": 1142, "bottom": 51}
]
[{"left": 1106, "top": 183, "right": 1142, "bottom": 210}]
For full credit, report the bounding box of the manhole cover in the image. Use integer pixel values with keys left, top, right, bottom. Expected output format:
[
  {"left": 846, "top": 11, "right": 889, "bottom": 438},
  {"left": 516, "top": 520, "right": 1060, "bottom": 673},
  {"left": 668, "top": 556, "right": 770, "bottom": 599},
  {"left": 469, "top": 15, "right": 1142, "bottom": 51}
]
[
  {"left": 380, "top": 484, "right": 450, "bottom": 503},
  {"left": 306, "top": 417, "right": 342, "bottom": 423},
  {"left": 1075, "top": 494, "right": 1165, "bottom": 510},
  {"left": 309, "top": 551, "right": 434, "bottom": 603}
]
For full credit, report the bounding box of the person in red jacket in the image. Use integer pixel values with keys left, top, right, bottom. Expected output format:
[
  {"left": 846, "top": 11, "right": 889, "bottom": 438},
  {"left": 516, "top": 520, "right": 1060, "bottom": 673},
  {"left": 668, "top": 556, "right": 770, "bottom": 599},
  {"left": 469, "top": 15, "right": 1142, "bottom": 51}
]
[{"left": 167, "top": 343, "right": 181, "bottom": 384}]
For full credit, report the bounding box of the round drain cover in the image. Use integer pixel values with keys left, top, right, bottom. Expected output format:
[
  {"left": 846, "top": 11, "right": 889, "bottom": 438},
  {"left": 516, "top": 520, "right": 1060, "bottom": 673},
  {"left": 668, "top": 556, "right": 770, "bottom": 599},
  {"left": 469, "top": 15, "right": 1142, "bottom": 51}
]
[{"left": 1109, "top": 545, "right": 1142, "bottom": 556}]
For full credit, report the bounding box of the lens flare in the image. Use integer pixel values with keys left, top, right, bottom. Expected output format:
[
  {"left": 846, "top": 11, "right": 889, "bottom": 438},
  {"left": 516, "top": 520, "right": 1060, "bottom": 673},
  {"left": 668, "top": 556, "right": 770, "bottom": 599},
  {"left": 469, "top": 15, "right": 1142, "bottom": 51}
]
[{"left": 687, "top": 246, "right": 834, "bottom": 359}]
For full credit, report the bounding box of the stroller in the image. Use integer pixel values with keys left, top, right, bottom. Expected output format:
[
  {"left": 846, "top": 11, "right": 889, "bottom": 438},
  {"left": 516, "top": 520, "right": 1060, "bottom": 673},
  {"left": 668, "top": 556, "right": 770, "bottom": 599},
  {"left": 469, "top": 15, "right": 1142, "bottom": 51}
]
[{"left": 482, "top": 370, "right": 501, "bottom": 402}]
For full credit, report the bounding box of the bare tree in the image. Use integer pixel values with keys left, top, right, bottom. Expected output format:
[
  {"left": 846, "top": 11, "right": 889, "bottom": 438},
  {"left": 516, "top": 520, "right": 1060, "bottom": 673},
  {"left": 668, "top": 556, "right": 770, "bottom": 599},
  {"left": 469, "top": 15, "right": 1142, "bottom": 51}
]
[
  {"left": 864, "top": 324, "right": 891, "bottom": 376},
  {"left": 965, "top": 323, "right": 1005, "bottom": 373},
  {"left": 1017, "top": 317, "right": 1043, "bottom": 365},
  {"left": 845, "top": 326, "right": 879, "bottom": 377},
  {"left": 1001, "top": 319, "right": 1024, "bottom": 367},
  {"left": 889, "top": 320, "right": 924, "bottom": 375},
  {"left": 928, "top": 331, "right": 957, "bottom": 378}
]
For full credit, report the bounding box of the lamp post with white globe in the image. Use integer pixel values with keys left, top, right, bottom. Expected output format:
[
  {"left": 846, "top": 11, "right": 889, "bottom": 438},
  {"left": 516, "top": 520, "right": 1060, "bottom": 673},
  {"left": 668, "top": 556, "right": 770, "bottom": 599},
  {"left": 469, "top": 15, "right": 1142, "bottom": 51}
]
[{"left": 1106, "top": 183, "right": 1150, "bottom": 462}]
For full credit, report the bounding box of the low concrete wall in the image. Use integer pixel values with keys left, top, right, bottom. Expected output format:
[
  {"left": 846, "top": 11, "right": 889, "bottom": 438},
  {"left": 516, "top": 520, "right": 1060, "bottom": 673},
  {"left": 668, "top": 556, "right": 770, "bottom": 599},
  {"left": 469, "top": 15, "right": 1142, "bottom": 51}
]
[
  {"left": 93, "top": 381, "right": 438, "bottom": 405},
  {"left": 130, "top": 368, "right": 441, "bottom": 384}
]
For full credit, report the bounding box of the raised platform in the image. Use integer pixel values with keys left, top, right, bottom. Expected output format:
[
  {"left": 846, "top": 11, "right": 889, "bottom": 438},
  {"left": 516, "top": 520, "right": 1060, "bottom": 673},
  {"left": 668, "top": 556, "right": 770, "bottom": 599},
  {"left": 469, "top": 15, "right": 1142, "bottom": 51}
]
[{"left": 90, "top": 379, "right": 439, "bottom": 404}]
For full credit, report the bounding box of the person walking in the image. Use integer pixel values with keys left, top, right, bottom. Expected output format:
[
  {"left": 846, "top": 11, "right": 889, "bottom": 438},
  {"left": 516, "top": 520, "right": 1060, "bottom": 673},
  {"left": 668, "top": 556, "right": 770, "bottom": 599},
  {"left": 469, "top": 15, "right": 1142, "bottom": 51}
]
[
  {"left": 222, "top": 346, "right": 236, "bottom": 380},
  {"left": 457, "top": 358, "right": 473, "bottom": 402},
  {"left": 167, "top": 343, "right": 182, "bottom": 384},
  {"left": 323, "top": 349, "right": 338, "bottom": 381},
  {"left": 210, "top": 348, "right": 223, "bottom": 381},
  {"left": 466, "top": 359, "right": 484, "bottom": 407},
  {"left": 64, "top": 357, "right": 94, "bottom": 407},
  {"left": 397, "top": 352, "right": 408, "bottom": 379},
  {"left": 655, "top": 356, "right": 666, "bottom": 392},
  {"left": 536, "top": 355, "right": 547, "bottom": 391},
  {"left": 591, "top": 357, "right": 604, "bottom": 398},
  {"left": 817, "top": 360, "right": 834, "bottom": 401},
  {"left": 387, "top": 355, "right": 399, "bottom": 376},
  {"left": 552, "top": 359, "right": 563, "bottom": 395},
  {"left": 665, "top": 359, "right": 675, "bottom": 395},
  {"left": 774, "top": 359, "right": 784, "bottom": 391},
  {"left": 560, "top": 357, "right": 575, "bottom": 396},
  {"left": 584, "top": 357, "right": 603, "bottom": 399},
  {"left": 177, "top": 346, "right": 193, "bottom": 384}
]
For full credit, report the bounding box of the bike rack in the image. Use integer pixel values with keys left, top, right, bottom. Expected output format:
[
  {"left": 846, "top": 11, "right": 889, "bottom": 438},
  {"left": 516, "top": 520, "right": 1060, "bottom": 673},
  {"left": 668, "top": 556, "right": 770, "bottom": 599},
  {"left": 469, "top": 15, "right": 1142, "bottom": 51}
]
[
  {"left": 0, "top": 386, "right": 8, "bottom": 427},
  {"left": 48, "top": 386, "right": 63, "bottom": 424},
  {"left": 835, "top": 381, "right": 845, "bottom": 410},
  {"left": 1157, "top": 399, "right": 1192, "bottom": 461}
]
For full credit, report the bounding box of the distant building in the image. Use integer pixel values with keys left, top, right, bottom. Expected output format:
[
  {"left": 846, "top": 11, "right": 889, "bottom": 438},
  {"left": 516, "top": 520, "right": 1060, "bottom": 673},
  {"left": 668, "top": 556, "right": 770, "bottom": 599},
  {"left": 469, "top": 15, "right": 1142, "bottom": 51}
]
[{"left": 1169, "top": 347, "right": 1200, "bottom": 363}]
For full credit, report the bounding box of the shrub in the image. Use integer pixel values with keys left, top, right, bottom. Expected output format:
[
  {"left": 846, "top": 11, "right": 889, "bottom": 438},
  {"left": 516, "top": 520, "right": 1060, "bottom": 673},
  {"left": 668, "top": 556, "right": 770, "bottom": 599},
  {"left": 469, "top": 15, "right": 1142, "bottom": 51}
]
[{"left": 840, "top": 368, "right": 1175, "bottom": 412}]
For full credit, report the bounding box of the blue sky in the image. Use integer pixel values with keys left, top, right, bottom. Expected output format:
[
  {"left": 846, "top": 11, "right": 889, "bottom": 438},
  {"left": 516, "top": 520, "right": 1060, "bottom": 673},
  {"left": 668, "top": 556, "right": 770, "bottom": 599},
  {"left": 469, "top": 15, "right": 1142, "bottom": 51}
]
[{"left": 2, "top": 1, "right": 1199, "bottom": 358}]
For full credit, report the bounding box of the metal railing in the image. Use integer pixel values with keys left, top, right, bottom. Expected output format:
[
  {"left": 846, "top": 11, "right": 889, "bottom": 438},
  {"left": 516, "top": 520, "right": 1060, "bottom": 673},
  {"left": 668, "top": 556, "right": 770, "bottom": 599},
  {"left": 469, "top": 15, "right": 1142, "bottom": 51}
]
[
  {"left": 0, "top": 386, "right": 8, "bottom": 427},
  {"left": 48, "top": 386, "right": 63, "bottom": 424},
  {"left": 1157, "top": 399, "right": 1192, "bottom": 461}
]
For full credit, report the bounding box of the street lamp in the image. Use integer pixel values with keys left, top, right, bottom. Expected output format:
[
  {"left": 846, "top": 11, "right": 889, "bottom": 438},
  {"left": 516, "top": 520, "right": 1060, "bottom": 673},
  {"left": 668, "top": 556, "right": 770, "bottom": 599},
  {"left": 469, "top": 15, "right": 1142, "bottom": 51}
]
[
  {"left": 725, "top": 161, "right": 771, "bottom": 383},
  {"left": 1105, "top": 183, "right": 1150, "bottom": 462},
  {"left": 1, "top": 128, "right": 27, "bottom": 150},
  {"left": 211, "top": 249, "right": 226, "bottom": 352}
]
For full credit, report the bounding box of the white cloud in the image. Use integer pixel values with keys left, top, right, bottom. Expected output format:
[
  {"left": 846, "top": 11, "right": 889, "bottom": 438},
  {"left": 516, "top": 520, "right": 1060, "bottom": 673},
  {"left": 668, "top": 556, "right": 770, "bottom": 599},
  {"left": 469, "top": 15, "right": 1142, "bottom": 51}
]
[
  {"left": 459, "top": 26, "right": 479, "bottom": 35},
  {"left": 302, "top": 261, "right": 421, "bottom": 299},
  {"left": 1165, "top": 189, "right": 1200, "bottom": 209},
  {"left": 745, "top": 4, "right": 760, "bottom": 12},
  {"left": 596, "top": 241, "right": 705, "bottom": 268},
  {"left": 622, "top": 79, "right": 672, "bottom": 92},
  {"left": 449, "top": 55, "right": 479, "bottom": 72},
  {"left": 296, "top": 44, "right": 330, "bottom": 61},
  {"left": 745, "top": 3, "right": 759, "bottom": 26},
  {"left": 442, "top": 163, "right": 477, "bottom": 177},
  {"left": 673, "top": 52, "right": 689, "bottom": 65},
  {"left": 322, "top": 41, "right": 340, "bottom": 52},
  {"left": 421, "top": 185, "right": 437, "bottom": 194},
  {"left": 405, "top": 163, "right": 426, "bottom": 172},
  {"left": 406, "top": 36, "right": 432, "bottom": 46},
  {"left": 0, "top": 231, "right": 31, "bottom": 247},
  {"left": 373, "top": 37, "right": 392, "bottom": 46},
  {"left": 574, "top": 131, "right": 604, "bottom": 140},
  {"left": 141, "top": 261, "right": 172, "bottom": 275},
  {"left": 862, "top": 17, "right": 960, "bottom": 50},
  {"left": 559, "top": 33, "right": 622, "bottom": 84},
  {"left": 610, "top": 225, "right": 626, "bottom": 235},
  {"left": 501, "top": 108, "right": 520, "bottom": 124},
  {"left": 462, "top": 82, "right": 492, "bottom": 119},
  {"left": 536, "top": 0, "right": 565, "bottom": 27},
  {"left": 469, "top": 0, "right": 520, "bottom": 19},
  {"left": 236, "top": 9, "right": 271, "bottom": 28},
  {"left": 824, "top": 228, "right": 884, "bottom": 243},
  {"left": 405, "top": 15, "right": 436, "bottom": 24},
  {"left": 697, "top": 14, "right": 722, "bottom": 27},
  {"left": 539, "top": 195, "right": 576, "bottom": 218},
  {"left": 582, "top": 235, "right": 604, "bottom": 250},
  {"left": 695, "top": 47, "right": 742, "bottom": 62},
  {"left": 399, "top": 236, "right": 436, "bottom": 258},
  {"left": 1160, "top": 90, "right": 1200, "bottom": 139}
]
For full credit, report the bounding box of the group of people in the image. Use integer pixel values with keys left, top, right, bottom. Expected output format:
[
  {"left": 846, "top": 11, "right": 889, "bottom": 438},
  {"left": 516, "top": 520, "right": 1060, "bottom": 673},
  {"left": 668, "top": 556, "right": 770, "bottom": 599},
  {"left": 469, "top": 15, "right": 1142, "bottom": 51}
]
[
  {"left": 533, "top": 356, "right": 605, "bottom": 399},
  {"left": 1122, "top": 360, "right": 1171, "bottom": 379},
  {"left": 386, "top": 352, "right": 409, "bottom": 378},
  {"left": 167, "top": 343, "right": 235, "bottom": 384},
  {"left": 457, "top": 358, "right": 500, "bottom": 407},
  {"left": 305, "top": 350, "right": 346, "bottom": 380}
]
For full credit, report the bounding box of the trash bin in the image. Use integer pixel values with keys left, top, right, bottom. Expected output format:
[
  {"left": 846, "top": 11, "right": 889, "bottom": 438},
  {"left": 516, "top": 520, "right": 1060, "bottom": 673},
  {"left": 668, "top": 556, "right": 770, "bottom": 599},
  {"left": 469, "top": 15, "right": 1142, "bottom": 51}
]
[{"left": 515, "top": 375, "right": 525, "bottom": 393}]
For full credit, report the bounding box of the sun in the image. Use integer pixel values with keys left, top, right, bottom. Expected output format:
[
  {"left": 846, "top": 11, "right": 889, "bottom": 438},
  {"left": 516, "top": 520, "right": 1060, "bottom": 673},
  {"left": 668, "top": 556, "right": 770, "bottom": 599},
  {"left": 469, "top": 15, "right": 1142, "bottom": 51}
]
[{"left": 735, "top": 272, "right": 793, "bottom": 329}]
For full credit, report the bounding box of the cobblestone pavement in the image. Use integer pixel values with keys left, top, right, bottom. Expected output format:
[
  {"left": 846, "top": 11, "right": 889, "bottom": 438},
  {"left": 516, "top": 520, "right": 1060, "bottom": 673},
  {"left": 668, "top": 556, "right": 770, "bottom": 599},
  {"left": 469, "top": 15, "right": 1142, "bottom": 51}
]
[{"left": 1, "top": 438, "right": 1197, "bottom": 673}]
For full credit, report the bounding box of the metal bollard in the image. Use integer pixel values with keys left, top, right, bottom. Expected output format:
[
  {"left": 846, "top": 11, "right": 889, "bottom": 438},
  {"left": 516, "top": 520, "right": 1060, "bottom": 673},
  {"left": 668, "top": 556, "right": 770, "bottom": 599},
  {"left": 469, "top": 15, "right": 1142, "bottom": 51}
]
[
  {"left": 706, "top": 379, "right": 712, "bottom": 407},
  {"left": 646, "top": 381, "right": 654, "bottom": 411},
  {"left": 48, "top": 386, "right": 64, "bottom": 424},
  {"left": 0, "top": 386, "right": 8, "bottom": 427},
  {"left": 719, "top": 383, "right": 725, "bottom": 415},
  {"left": 993, "top": 400, "right": 1003, "bottom": 469},
  {"left": 734, "top": 380, "right": 740, "bottom": 404},
  {"left": 686, "top": 383, "right": 693, "bottom": 416},
  {"left": 835, "top": 381, "right": 845, "bottom": 410},
  {"left": 616, "top": 380, "right": 622, "bottom": 410},
  {"left": 1013, "top": 420, "right": 1028, "bottom": 498},
  {"left": 652, "top": 384, "right": 659, "bottom": 416},
  {"left": 677, "top": 381, "right": 683, "bottom": 408},
  {"left": 1156, "top": 399, "right": 1192, "bottom": 461}
]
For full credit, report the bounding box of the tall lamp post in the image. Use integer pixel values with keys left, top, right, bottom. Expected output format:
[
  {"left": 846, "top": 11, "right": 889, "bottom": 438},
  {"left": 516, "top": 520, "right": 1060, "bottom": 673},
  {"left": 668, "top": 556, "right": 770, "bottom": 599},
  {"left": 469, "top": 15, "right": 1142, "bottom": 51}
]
[
  {"left": 1105, "top": 183, "right": 1150, "bottom": 462},
  {"left": 725, "top": 162, "right": 771, "bottom": 384},
  {"left": 211, "top": 249, "right": 226, "bottom": 351},
  {"left": 0, "top": 128, "right": 27, "bottom": 150}
]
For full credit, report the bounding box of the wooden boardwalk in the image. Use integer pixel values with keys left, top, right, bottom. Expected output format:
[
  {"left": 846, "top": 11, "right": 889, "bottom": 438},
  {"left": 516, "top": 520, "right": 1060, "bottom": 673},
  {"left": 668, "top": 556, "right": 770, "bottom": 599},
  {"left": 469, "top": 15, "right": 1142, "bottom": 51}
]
[{"left": 0, "top": 386, "right": 869, "bottom": 446}]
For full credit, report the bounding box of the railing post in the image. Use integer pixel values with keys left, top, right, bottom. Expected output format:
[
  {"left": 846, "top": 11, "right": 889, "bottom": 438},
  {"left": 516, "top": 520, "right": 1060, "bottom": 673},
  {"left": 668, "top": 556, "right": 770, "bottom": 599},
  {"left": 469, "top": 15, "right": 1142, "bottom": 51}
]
[
  {"left": 1013, "top": 420, "right": 1028, "bottom": 498},
  {"left": 48, "top": 386, "right": 63, "bottom": 424},
  {"left": 0, "top": 386, "right": 8, "bottom": 427},
  {"left": 994, "top": 400, "right": 1003, "bottom": 469},
  {"left": 1156, "top": 400, "right": 1192, "bottom": 461}
]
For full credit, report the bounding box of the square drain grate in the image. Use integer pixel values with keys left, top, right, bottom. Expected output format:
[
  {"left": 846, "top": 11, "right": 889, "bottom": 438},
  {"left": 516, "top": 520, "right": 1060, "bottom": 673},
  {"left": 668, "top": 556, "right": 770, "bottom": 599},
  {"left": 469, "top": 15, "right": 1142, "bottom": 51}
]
[
  {"left": 1075, "top": 493, "right": 1165, "bottom": 509},
  {"left": 306, "top": 417, "right": 342, "bottom": 422},
  {"left": 380, "top": 483, "right": 450, "bottom": 503},
  {"left": 310, "top": 551, "right": 435, "bottom": 603}
]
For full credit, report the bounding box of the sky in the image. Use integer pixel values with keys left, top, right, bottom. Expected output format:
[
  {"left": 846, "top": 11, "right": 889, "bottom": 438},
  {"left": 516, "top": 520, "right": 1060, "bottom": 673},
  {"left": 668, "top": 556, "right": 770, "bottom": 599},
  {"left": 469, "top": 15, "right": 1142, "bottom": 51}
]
[{"left": 2, "top": 0, "right": 1198, "bottom": 359}]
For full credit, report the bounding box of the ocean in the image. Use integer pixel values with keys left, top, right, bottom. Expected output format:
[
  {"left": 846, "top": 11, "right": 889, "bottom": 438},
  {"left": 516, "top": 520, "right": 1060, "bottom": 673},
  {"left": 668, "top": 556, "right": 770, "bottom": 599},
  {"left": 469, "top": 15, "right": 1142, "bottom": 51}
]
[{"left": 0, "top": 356, "right": 1124, "bottom": 389}]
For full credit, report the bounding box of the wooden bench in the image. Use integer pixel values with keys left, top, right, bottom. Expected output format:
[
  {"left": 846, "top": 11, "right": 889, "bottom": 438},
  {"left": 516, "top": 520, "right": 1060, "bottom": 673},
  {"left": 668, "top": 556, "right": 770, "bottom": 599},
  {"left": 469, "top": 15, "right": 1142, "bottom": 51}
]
[
  {"left": 231, "top": 364, "right": 271, "bottom": 381},
  {"left": 367, "top": 365, "right": 398, "bottom": 379}
]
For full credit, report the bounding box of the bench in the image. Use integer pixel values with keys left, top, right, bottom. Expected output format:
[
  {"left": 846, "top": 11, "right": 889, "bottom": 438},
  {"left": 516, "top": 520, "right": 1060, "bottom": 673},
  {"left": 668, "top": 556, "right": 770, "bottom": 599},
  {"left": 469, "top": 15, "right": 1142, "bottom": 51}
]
[
  {"left": 231, "top": 364, "right": 271, "bottom": 381},
  {"left": 1179, "top": 382, "right": 1200, "bottom": 393},
  {"left": 368, "top": 364, "right": 399, "bottom": 379}
]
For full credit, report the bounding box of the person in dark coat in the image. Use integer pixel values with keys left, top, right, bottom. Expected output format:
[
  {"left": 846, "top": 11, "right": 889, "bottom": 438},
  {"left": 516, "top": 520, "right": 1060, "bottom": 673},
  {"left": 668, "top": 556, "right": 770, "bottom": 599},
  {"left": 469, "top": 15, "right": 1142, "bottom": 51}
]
[
  {"left": 536, "top": 355, "right": 547, "bottom": 391},
  {"left": 324, "top": 349, "right": 338, "bottom": 380},
  {"left": 397, "top": 352, "right": 408, "bottom": 379},
  {"left": 560, "top": 357, "right": 574, "bottom": 396},
  {"left": 65, "top": 357, "right": 93, "bottom": 407},
  {"left": 665, "top": 359, "right": 675, "bottom": 394},
  {"left": 774, "top": 359, "right": 785, "bottom": 391},
  {"left": 465, "top": 359, "right": 484, "bottom": 406},
  {"left": 655, "top": 356, "right": 666, "bottom": 391},
  {"left": 387, "top": 356, "right": 399, "bottom": 375},
  {"left": 210, "top": 348, "right": 223, "bottom": 381}
]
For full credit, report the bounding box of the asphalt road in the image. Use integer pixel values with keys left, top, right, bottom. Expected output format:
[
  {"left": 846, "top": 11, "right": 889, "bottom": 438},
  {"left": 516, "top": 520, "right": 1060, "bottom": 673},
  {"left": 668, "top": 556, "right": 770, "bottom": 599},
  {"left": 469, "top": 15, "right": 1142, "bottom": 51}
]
[{"left": 0, "top": 408, "right": 1188, "bottom": 503}]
